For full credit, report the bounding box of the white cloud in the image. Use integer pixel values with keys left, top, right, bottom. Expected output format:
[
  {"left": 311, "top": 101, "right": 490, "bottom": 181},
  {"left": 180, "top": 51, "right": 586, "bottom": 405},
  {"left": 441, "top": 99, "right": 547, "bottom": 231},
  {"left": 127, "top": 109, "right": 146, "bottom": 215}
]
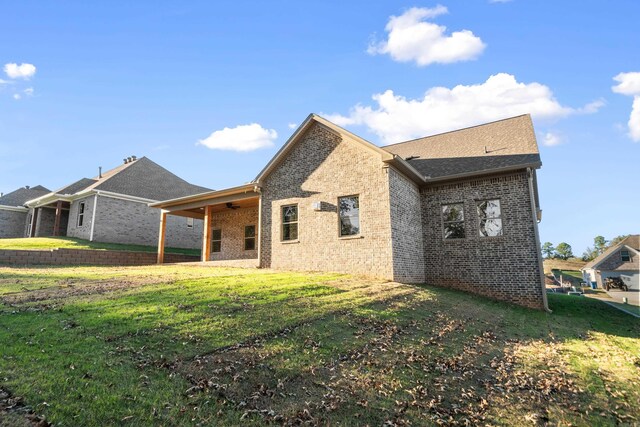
[
  {"left": 326, "top": 73, "right": 602, "bottom": 144},
  {"left": 489, "top": 0, "right": 513, "bottom": 3},
  {"left": 198, "top": 123, "right": 277, "bottom": 152},
  {"left": 288, "top": 123, "right": 298, "bottom": 129},
  {"left": 4, "top": 63, "right": 36, "bottom": 79},
  {"left": 24, "top": 87, "right": 34, "bottom": 96},
  {"left": 542, "top": 132, "right": 563, "bottom": 147},
  {"left": 612, "top": 72, "right": 640, "bottom": 142},
  {"left": 367, "top": 6, "right": 485, "bottom": 66},
  {"left": 13, "top": 93, "right": 21, "bottom": 100}
]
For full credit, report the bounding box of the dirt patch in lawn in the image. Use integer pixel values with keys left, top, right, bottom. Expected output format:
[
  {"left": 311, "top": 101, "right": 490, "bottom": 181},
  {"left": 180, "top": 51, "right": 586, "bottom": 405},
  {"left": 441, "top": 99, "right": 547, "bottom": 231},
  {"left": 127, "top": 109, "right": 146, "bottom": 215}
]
[
  {"left": 1, "top": 277, "right": 164, "bottom": 306},
  {"left": 0, "top": 387, "right": 50, "bottom": 427}
]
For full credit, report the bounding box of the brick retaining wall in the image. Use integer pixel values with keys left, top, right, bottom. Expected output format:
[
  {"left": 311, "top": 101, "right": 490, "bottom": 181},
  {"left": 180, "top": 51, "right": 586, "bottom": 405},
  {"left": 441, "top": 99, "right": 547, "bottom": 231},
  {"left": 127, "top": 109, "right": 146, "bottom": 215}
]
[{"left": 0, "top": 248, "right": 199, "bottom": 266}]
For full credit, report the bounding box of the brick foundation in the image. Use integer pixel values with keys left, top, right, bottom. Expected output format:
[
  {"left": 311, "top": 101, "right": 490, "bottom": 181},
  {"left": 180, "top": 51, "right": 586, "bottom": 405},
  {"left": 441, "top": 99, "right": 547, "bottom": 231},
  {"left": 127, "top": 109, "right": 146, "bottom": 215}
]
[{"left": 0, "top": 249, "right": 198, "bottom": 266}]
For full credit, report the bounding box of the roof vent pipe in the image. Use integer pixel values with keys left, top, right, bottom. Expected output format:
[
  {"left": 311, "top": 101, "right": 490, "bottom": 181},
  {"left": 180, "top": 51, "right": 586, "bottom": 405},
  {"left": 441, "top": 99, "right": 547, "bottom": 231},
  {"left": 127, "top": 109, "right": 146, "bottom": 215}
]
[
  {"left": 99, "top": 166, "right": 102, "bottom": 178},
  {"left": 123, "top": 158, "right": 128, "bottom": 164},
  {"left": 25, "top": 185, "right": 30, "bottom": 189},
  {"left": 131, "top": 155, "right": 137, "bottom": 161},
  {"left": 127, "top": 156, "right": 132, "bottom": 163}
]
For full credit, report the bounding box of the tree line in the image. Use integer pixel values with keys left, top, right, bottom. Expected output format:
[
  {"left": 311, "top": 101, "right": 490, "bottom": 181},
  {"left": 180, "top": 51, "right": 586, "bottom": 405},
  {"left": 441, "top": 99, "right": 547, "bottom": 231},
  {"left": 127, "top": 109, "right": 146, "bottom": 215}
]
[{"left": 541, "top": 235, "right": 631, "bottom": 261}]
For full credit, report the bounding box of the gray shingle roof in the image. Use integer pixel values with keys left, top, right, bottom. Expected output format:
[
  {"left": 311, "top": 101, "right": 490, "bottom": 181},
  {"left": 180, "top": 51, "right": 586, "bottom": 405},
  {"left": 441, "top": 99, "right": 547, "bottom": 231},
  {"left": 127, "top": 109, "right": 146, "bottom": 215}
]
[
  {"left": 382, "top": 115, "right": 541, "bottom": 179},
  {"left": 56, "top": 178, "right": 98, "bottom": 195},
  {"left": 0, "top": 185, "right": 50, "bottom": 207},
  {"left": 88, "top": 157, "right": 211, "bottom": 200}
]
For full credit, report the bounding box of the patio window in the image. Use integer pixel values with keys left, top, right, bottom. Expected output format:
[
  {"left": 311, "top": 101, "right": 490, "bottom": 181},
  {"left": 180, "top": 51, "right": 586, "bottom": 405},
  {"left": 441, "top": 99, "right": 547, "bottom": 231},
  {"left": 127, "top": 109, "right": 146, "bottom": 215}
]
[
  {"left": 281, "top": 205, "right": 298, "bottom": 241},
  {"left": 77, "top": 202, "right": 85, "bottom": 227},
  {"left": 442, "top": 203, "right": 465, "bottom": 239},
  {"left": 621, "top": 250, "right": 631, "bottom": 262},
  {"left": 338, "top": 195, "right": 360, "bottom": 237},
  {"left": 211, "top": 228, "right": 222, "bottom": 253},
  {"left": 477, "top": 199, "right": 503, "bottom": 237},
  {"left": 244, "top": 225, "right": 256, "bottom": 250},
  {"left": 186, "top": 217, "right": 194, "bottom": 228}
]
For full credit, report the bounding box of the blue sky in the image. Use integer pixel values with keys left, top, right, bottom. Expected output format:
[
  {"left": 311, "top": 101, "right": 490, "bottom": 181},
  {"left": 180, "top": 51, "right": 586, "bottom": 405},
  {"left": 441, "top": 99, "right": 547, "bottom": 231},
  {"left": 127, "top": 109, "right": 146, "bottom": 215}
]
[{"left": 1, "top": 0, "right": 638, "bottom": 254}]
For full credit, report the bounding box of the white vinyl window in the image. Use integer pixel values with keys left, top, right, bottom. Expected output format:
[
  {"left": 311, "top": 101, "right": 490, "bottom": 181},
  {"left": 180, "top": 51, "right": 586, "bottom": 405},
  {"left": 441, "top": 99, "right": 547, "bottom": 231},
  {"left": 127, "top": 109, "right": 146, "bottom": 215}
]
[
  {"left": 211, "top": 229, "right": 222, "bottom": 253},
  {"left": 77, "top": 202, "right": 85, "bottom": 227},
  {"left": 442, "top": 203, "right": 465, "bottom": 239},
  {"left": 477, "top": 199, "right": 503, "bottom": 237},
  {"left": 621, "top": 250, "right": 631, "bottom": 262},
  {"left": 244, "top": 225, "right": 256, "bottom": 250},
  {"left": 281, "top": 205, "right": 298, "bottom": 241},
  {"left": 338, "top": 195, "right": 360, "bottom": 237}
]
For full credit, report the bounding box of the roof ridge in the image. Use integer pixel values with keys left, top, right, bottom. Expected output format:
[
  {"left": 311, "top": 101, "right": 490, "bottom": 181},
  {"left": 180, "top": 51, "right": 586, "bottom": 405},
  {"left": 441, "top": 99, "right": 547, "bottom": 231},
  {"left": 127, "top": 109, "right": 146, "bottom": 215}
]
[{"left": 381, "top": 114, "right": 531, "bottom": 148}]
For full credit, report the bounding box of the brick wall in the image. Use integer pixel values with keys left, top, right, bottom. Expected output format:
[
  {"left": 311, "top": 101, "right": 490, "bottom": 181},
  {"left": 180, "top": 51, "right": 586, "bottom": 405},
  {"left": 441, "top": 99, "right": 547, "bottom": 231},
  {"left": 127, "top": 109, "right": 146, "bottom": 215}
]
[
  {"left": 596, "top": 247, "right": 639, "bottom": 271},
  {"left": 0, "top": 209, "right": 27, "bottom": 238},
  {"left": 208, "top": 206, "right": 258, "bottom": 261},
  {"left": 0, "top": 248, "right": 198, "bottom": 266},
  {"left": 260, "top": 122, "right": 395, "bottom": 279},
  {"left": 66, "top": 196, "right": 94, "bottom": 240},
  {"left": 388, "top": 168, "right": 425, "bottom": 283},
  {"left": 89, "top": 196, "right": 202, "bottom": 249},
  {"left": 421, "top": 171, "right": 545, "bottom": 309},
  {"left": 35, "top": 207, "right": 56, "bottom": 237}
]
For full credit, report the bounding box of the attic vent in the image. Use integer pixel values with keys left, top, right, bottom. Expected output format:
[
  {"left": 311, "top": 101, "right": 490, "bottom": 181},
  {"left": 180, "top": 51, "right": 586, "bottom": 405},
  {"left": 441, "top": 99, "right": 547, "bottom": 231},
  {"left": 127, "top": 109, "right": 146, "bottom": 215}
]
[
  {"left": 123, "top": 158, "right": 128, "bottom": 164},
  {"left": 25, "top": 185, "right": 30, "bottom": 189},
  {"left": 131, "top": 155, "right": 137, "bottom": 161}
]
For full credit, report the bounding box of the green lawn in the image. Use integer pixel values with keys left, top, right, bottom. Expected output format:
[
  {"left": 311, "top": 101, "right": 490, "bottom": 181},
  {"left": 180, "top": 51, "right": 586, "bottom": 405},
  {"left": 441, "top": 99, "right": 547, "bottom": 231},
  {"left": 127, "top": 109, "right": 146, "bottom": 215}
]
[
  {"left": 0, "top": 265, "right": 638, "bottom": 426},
  {"left": 0, "top": 237, "right": 200, "bottom": 256}
]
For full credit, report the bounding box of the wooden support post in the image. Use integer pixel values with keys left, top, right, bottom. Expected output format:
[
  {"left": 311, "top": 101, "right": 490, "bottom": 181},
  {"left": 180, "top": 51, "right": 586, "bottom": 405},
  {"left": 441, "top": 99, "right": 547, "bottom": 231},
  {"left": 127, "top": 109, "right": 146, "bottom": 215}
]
[
  {"left": 202, "top": 205, "right": 212, "bottom": 262},
  {"left": 53, "top": 201, "right": 63, "bottom": 236},
  {"left": 157, "top": 210, "right": 167, "bottom": 264},
  {"left": 30, "top": 208, "right": 39, "bottom": 237}
]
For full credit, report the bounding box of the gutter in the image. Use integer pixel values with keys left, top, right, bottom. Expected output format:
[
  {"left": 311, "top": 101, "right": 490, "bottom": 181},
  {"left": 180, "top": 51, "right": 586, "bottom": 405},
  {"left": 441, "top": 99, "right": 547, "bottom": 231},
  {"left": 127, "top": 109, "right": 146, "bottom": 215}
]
[
  {"left": 528, "top": 167, "right": 551, "bottom": 313},
  {"left": 423, "top": 162, "right": 542, "bottom": 184},
  {"left": 0, "top": 204, "right": 29, "bottom": 212}
]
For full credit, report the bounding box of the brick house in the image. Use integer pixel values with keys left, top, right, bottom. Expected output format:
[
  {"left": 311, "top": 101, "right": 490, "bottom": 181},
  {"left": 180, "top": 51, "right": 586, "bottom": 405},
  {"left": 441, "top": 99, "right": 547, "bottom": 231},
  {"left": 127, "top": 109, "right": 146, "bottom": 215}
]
[
  {"left": 153, "top": 114, "right": 548, "bottom": 310},
  {"left": 581, "top": 235, "right": 639, "bottom": 290},
  {"left": 24, "top": 156, "right": 210, "bottom": 249},
  {"left": 0, "top": 185, "right": 50, "bottom": 238}
]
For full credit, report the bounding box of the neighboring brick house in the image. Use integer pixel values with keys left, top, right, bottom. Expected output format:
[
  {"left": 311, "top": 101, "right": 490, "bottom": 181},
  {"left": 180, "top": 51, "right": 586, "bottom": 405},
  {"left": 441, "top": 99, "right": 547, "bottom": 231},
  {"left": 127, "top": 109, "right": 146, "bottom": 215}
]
[
  {"left": 582, "top": 235, "right": 639, "bottom": 290},
  {"left": 153, "top": 114, "right": 548, "bottom": 310},
  {"left": 0, "top": 185, "right": 50, "bottom": 238},
  {"left": 24, "top": 156, "right": 210, "bottom": 249}
]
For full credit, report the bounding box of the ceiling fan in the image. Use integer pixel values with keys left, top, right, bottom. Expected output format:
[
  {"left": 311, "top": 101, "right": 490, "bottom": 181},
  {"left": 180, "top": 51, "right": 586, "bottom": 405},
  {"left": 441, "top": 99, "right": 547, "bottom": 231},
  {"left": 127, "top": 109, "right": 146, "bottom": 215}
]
[{"left": 226, "top": 202, "right": 240, "bottom": 210}]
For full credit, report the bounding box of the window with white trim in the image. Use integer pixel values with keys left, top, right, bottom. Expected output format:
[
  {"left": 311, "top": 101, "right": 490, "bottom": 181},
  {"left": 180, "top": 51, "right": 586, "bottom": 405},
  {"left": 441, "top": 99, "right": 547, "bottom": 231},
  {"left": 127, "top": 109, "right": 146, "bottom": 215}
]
[
  {"left": 211, "top": 229, "right": 221, "bottom": 253},
  {"left": 477, "top": 199, "right": 503, "bottom": 237},
  {"left": 77, "top": 202, "right": 85, "bottom": 227},
  {"left": 621, "top": 250, "right": 631, "bottom": 262},
  {"left": 442, "top": 203, "right": 465, "bottom": 239},
  {"left": 281, "top": 205, "right": 298, "bottom": 241},
  {"left": 338, "top": 195, "right": 360, "bottom": 237},
  {"left": 244, "top": 225, "right": 256, "bottom": 250}
]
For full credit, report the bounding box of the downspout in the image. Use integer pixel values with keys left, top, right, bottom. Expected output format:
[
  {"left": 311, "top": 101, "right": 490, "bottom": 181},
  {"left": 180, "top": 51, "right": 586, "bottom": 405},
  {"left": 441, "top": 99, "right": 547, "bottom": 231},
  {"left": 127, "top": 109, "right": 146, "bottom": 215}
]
[
  {"left": 528, "top": 168, "right": 551, "bottom": 313},
  {"left": 255, "top": 185, "right": 263, "bottom": 269},
  {"left": 89, "top": 194, "right": 98, "bottom": 242}
]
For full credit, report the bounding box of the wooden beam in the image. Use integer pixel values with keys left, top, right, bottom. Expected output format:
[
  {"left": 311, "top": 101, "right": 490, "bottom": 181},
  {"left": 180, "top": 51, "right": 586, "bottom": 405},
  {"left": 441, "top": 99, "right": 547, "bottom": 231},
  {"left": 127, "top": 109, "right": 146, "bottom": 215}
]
[
  {"left": 201, "top": 205, "right": 212, "bottom": 262},
  {"left": 30, "top": 208, "right": 39, "bottom": 237},
  {"left": 157, "top": 210, "right": 167, "bottom": 264},
  {"left": 53, "top": 201, "right": 63, "bottom": 236}
]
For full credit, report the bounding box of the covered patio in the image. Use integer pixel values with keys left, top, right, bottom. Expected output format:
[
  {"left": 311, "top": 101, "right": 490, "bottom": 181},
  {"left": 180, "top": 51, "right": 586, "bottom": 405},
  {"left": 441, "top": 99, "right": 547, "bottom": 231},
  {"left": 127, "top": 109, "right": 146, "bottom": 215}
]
[
  {"left": 28, "top": 200, "right": 71, "bottom": 238},
  {"left": 151, "top": 184, "right": 262, "bottom": 265}
]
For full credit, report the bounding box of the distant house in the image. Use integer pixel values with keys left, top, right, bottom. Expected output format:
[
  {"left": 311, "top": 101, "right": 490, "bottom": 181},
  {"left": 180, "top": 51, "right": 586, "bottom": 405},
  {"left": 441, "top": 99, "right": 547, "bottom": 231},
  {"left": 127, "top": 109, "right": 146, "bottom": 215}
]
[
  {"left": 24, "top": 156, "right": 210, "bottom": 249},
  {"left": 152, "top": 114, "right": 548, "bottom": 310},
  {"left": 0, "top": 185, "right": 50, "bottom": 238},
  {"left": 582, "top": 235, "right": 639, "bottom": 290}
]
